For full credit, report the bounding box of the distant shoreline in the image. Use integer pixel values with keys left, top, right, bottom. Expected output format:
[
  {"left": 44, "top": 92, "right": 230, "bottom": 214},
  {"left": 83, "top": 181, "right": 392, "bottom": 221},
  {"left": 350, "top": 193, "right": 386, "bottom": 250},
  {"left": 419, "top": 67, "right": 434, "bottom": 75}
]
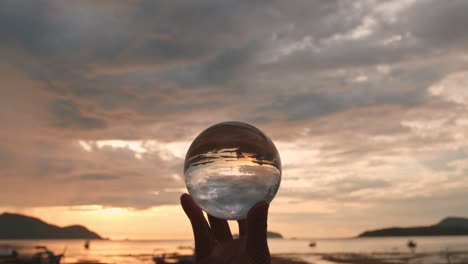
[
  {"left": 358, "top": 217, "right": 468, "bottom": 238},
  {"left": 4, "top": 235, "right": 468, "bottom": 242},
  {"left": 0, "top": 213, "right": 102, "bottom": 240}
]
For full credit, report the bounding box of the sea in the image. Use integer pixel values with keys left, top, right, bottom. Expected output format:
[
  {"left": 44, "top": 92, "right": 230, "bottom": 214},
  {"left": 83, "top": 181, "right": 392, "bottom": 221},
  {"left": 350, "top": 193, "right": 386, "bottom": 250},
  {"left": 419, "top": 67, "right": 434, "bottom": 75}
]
[{"left": 1, "top": 236, "right": 468, "bottom": 263}]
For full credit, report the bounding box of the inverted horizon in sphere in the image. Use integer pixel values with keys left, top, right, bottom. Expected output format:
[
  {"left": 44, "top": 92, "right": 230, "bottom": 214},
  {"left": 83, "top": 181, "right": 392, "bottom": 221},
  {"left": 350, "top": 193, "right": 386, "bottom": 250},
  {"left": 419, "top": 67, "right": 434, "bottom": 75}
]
[{"left": 184, "top": 122, "right": 282, "bottom": 220}]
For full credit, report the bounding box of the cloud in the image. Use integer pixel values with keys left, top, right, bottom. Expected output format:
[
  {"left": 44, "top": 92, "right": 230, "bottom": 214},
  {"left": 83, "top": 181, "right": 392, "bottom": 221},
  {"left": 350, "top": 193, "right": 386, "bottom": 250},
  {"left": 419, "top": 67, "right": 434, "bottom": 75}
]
[
  {"left": 79, "top": 173, "right": 121, "bottom": 181},
  {"left": 48, "top": 99, "right": 107, "bottom": 130},
  {"left": 0, "top": 138, "right": 186, "bottom": 209},
  {"left": 1, "top": 0, "right": 468, "bottom": 236},
  {"left": 402, "top": 0, "right": 468, "bottom": 47},
  {"left": 259, "top": 85, "right": 426, "bottom": 120},
  {"left": 330, "top": 177, "right": 391, "bottom": 193},
  {"left": 429, "top": 71, "right": 468, "bottom": 105}
]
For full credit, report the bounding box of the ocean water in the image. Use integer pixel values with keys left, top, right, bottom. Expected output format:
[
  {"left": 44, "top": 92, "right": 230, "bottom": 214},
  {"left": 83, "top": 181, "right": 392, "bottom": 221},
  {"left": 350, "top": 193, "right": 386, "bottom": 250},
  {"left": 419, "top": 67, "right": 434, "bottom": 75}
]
[{"left": 1, "top": 236, "right": 468, "bottom": 263}]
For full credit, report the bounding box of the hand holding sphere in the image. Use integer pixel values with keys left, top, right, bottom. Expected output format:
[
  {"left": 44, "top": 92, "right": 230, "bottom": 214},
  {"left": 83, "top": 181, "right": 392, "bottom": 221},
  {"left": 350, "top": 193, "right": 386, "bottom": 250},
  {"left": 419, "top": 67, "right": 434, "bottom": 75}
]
[
  {"left": 184, "top": 122, "right": 281, "bottom": 220},
  {"left": 181, "top": 122, "right": 281, "bottom": 264}
]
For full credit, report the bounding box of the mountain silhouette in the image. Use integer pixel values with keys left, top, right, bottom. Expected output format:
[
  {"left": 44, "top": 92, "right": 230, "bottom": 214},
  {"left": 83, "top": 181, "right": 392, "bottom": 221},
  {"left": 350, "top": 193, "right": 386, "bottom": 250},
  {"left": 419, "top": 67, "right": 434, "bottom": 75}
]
[
  {"left": 0, "top": 213, "right": 102, "bottom": 239},
  {"left": 437, "top": 217, "right": 468, "bottom": 229},
  {"left": 358, "top": 217, "right": 468, "bottom": 237},
  {"left": 267, "top": 231, "right": 283, "bottom": 238}
]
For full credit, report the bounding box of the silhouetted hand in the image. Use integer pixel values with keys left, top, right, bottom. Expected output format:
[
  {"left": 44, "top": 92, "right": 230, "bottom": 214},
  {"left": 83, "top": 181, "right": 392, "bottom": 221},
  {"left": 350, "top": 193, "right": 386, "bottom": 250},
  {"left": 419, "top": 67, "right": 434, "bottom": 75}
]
[{"left": 181, "top": 193, "right": 270, "bottom": 264}]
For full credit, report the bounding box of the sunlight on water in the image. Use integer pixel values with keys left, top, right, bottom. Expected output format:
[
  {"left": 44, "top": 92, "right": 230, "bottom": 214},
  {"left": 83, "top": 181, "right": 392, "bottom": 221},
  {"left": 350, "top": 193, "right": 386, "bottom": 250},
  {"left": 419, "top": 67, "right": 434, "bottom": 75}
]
[{"left": 1, "top": 237, "right": 468, "bottom": 264}]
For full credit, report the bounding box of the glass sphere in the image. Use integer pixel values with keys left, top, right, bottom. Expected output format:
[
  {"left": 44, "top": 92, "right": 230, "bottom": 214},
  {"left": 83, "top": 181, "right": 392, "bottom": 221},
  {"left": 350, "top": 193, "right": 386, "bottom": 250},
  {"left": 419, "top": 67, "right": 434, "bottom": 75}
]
[{"left": 184, "top": 121, "right": 281, "bottom": 220}]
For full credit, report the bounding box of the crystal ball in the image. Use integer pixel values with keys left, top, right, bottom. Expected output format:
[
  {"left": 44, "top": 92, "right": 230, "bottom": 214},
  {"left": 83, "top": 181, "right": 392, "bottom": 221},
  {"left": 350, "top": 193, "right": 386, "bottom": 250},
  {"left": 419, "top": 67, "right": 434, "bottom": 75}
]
[{"left": 184, "top": 121, "right": 281, "bottom": 220}]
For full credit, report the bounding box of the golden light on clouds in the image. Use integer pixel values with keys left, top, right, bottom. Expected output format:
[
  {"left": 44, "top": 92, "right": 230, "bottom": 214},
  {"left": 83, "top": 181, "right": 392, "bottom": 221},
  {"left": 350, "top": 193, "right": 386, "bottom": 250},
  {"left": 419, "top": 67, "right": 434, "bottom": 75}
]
[{"left": 78, "top": 140, "right": 190, "bottom": 160}]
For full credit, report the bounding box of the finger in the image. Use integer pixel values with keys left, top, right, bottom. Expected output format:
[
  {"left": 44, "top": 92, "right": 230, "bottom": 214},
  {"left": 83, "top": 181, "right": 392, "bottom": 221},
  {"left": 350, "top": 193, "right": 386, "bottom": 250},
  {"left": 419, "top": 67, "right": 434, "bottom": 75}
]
[
  {"left": 180, "top": 193, "right": 213, "bottom": 260},
  {"left": 208, "top": 215, "right": 232, "bottom": 242},
  {"left": 237, "top": 219, "right": 247, "bottom": 237},
  {"left": 246, "top": 201, "right": 270, "bottom": 264}
]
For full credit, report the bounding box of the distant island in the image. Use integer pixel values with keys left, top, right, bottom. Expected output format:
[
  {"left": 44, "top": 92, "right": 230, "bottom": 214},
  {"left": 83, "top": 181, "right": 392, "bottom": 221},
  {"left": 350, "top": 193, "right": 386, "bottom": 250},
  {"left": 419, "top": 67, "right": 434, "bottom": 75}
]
[
  {"left": 359, "top": 217, "right": 468, "bottom": 237},
  {"left": 0, "top": 213, "right": 102, "bottom": 239},
  {"left": 233, "top": 231, "right": 283, "bottom": 239},
  {"left": 267, "top": 231, "right": 283, "bottom": 238}
]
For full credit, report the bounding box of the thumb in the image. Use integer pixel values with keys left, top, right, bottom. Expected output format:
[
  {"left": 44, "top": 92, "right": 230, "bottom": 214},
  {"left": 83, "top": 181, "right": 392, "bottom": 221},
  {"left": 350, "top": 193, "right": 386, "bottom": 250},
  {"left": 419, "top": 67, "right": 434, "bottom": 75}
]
[
  {"left": 246, "top": 200, "right": 270, "bottom": 264},
  {"left": 180, "top": 193, "right": 213, "bottom": 261}
]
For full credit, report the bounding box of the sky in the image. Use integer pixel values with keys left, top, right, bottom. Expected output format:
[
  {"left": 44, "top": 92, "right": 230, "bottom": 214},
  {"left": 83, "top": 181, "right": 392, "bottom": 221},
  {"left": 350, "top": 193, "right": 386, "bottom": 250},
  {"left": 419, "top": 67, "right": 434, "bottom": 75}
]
[{"left": 1, "top": 0, "right": 468, "bottom": 240}]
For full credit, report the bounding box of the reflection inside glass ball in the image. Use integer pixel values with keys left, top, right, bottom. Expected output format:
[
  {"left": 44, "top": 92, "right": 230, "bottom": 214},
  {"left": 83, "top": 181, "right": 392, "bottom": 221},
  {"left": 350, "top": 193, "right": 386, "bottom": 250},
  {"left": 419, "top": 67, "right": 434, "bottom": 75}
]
[{"left": 184, "top": 121, "right": 281, "bottom": 220}]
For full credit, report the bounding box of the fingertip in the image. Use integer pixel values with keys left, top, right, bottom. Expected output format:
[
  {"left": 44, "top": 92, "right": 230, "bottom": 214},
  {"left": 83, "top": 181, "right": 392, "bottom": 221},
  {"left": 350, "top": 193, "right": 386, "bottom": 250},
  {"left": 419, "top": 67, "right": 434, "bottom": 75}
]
[
  {"left": 180, "top": 193, "right": 191, "bottom": 204},
  {"left": 180, "top": 193, "right": 191, "bottom": 215},
  {"left": 180, "top": 193, "right": 203, "bottom": 219},
  {"left": 208, "top": 215, "right": 232, "bottom": 242},
  {"left": 247, "top": 200, "right": 270, "bottom": 262},
  {"left": 248, "top": 200, "right": 269, "bottom": 221},
  {"left": 246, "top": 200, "right": 269, "bottom": 244},
  {"left": 180, "top": 193, "right": 214, "bottom": 259},
  {"left": 238, "top": 219, "right": 247, "bottom": 236}
]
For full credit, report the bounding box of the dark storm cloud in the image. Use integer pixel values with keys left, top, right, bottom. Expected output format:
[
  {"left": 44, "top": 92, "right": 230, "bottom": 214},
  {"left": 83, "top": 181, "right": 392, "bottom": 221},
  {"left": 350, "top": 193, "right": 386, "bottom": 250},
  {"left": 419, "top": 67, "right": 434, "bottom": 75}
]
[
  {"left": 267, "top": 40, "right": 420, "bottom": 73},
  {"left": 403, "top": 0, "right": 468, "bottom": 47},
  {"left": 79, "top": 173, "right": 120, "bottom": 181},
  {"left": 0, "top": 0, "right": 354, "bottom": 81},
  {"left": 256, "top": 0, "right": 468, "bottom": 75},
  {"left": 48, "top": 99, "right": 107, "bottom": 130},
  {"left": 260, "top": 86, "right": 426, "bottom": 120},
  {"left": 0, "top": 1, "right": 55, "bottom": 54},
  {"left": 0, "top": 0, "right": 446, "bottom": 124},
  {"left": 281, "top": 176, "right": 392, "bottom": 202},
  {"left": 188, "top": 43, "right": 259, "bottom": 87},
  {"left": 0, "top": 1, "right": 218, "bottom": 70}
]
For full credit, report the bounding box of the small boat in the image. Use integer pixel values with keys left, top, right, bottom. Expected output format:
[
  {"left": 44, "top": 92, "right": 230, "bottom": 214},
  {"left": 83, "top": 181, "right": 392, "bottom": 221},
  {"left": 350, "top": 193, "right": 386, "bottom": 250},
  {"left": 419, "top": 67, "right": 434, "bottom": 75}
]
[
  {"left": 0, "top": 245, "right": 19, "bottom": 263},
  {"left": 309, "top": 241, "right": 317, "bottom": 247},
  {"left": 0, "top": 245, "right": 64, "bottom": 264},
  {"left": 153, "top": 253, "right": 193, "bottom": 264},
  {"left": 29, "top": 246, "right": 63, "bottom": 264},
  {"left": 407, "top": 240, "right": 417, "bottom": 253},
  {"left": 153, "top": 254, "right": 165, "bottom": 264},
  {"left": 12, "top": 246, "right": 63, "bottom": 264},
  {"left": 177, "top": 245, "right": 194, "bottom": 250},
  {"left": 84, "top": 240, "right": 90, "bottom": 250}
]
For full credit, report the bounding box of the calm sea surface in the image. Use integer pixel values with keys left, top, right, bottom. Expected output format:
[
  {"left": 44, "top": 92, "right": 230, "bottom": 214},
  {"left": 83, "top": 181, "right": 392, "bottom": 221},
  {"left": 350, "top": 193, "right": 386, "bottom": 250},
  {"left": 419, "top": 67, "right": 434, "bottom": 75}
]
[{"left": 1, "top": 236, "right": 468, "bottom": 263}]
